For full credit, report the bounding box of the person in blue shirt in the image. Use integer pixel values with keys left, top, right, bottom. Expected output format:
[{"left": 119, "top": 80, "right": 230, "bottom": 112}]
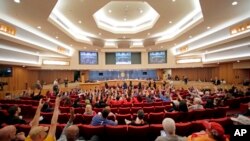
[{"left": 91, "top": 108, "right": 118, "bottom": 126}]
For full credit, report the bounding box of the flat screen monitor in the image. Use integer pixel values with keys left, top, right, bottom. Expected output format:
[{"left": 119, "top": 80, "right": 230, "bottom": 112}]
[
  {"left": 116, "top": 52, "right": 131, "bottom": 64},
  {"left": 148, "top": 51, "right": 167, "bottom": 64},
  {"left": 0, "top": 67, "right": 12, "bottom": 77},
  {"left": 79, "top": 51, "right": 98, "bottom": 64}
]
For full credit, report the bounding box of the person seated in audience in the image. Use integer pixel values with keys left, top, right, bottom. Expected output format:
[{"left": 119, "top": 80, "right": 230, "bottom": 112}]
[
  {"left": 155, "top": 118, "right": 186, "bottom": 141},
  {"left": 25, "top": 96, "right": 61, "bottom": 141},
  {"left": 231, "top": 114, "right": 250, "bottom": 125},
  {"left": 125, "top": 109, "right": 147, "bottom": 126},
  {"left": 72, "top": 98, "right": 81, "bottom": 108},
  {"left": 6, "top": 105, "right": 26, "bottom": 125},
  {"left": 177, "top": 100, "right": 189, "bottom": 112},
  {"left": 41, "top": 98, "right": 53, "bottom": 113},
  {"left": 0, "top": 125, "right": 26, "bottom": 141},
  {"left": 91, "top": 108, "right": 118, "bottom": 126},
  {"left": 123, "top": 97, "right": 133, "bottom": 105},
  {"left": 58, "top": 108, "right": 99, "bottom": 141},
  {"left": 204, "top": 99, "right": 215, "bottom": 109},
  {"left": 188, "top": 97, "right": 204, "bottom": 111},
  {"left": 187, "top": 121, "right": 229, "bottom": 141},
  {"left": 83, "top": 104, "right": 96, "bottom": 116},
  {"left": 62, "top": 97, "right": 72, "bottom": 107}
]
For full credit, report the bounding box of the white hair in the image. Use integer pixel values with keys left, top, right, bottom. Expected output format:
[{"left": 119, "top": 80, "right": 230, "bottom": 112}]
[{"left": 162, "top": 118, "right": 176, "bottom": 135}]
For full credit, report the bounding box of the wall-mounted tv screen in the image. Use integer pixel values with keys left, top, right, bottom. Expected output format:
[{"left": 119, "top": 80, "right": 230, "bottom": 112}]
[
  {"left": 79, "top": 51, "right": 98, "bottom": 64},
  {"left": 148, "top": 51, "right": 167, "bottom": 64},
  {"left": 0, "top": 67, "right": 12, "bottom": 77},
  {"left": 116, "top": 52, "right": 131, "bottom": 64}
]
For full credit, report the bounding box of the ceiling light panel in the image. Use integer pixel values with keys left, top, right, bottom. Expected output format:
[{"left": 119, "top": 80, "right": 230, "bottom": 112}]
[{"left": 93, "top": 1, "right": 160, "bottom": 34}]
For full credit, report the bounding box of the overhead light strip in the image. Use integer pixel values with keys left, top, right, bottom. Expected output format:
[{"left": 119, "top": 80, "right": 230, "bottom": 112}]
[{"left": 171, "top": 16, "right": 250, "bottom": 55}]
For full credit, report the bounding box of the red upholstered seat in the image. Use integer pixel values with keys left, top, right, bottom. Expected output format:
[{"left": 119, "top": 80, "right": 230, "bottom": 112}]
[
  {"left": 82, "top": 114, "right": 94, "bottom": 124},
  {"left": 119, "top": 107, "right": 131, "bottom": 114},
  {"left": 154, "top": 106, "right": 165, "bottom": 113},
  {"left": 105, "top": 125, "right": 128, "bottom": 141},
  {"left": 74, "top": 107, "right": 84, "bottom": 114},
  {"left": 59, "top": 107, "right": 70, "bottom": 113},
  {"left": 127, "top": 125, "right": 150, "bottom": 141},
  {"left": 116, "top": 114, "right": 132, "bottom": 125},
  {"left": 73, "top": 114, "right": 84, "bottom": 124},
  {"left": 78, "top": 124, "right": 104, "bottom": 140},
  {"left": 58, "top": 113, "right": 70, "bottom": 123},
  {"left": 149, "top": 124, "right": 163, "bottom": 138},
  {"left": 148, "top": 112, "right": 165, "bottom": 124},
  {"left": 143, "top": 106, "right": 154, "bottom": 114},
  {"left": 176, "top": 122, "right": 192, "bottom": 136},
  {"left": 153, "top": 102, "right": 163, "bottom": 106},
  {"left": 131, "top": 107, "right": 142, "bottom": 114}
]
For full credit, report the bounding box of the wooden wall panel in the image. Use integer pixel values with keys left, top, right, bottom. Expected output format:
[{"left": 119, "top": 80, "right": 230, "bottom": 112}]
[
  {"left": 172, "top": 68, "right": 213, "bottom": 81},
  {"left": 38, "top": 70, "right": 74, "bottom": 84},
  {"left": 0, "top": 66, "right": 38, "bottom": 91}
]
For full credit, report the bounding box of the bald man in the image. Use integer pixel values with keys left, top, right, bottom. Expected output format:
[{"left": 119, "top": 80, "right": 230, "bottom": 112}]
[
  {"left": 0, "top": 125, "right": 25, "bottom": 141},
  {"left": 0, "top": 125, "right": 17, "bottom": 141},
  {"left": 58, "top": 108, "right": 99, "bottom": 141}
]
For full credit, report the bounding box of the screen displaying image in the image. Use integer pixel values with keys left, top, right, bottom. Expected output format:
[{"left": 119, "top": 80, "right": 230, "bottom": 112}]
[
  {"left": 79, "top": 51, "right": 98, "bottom": 64},
  {"left": 116, "top": 52, "right": 131, "bottom": 64},
  {"left": 148, "top": 51, "right": 166, "bottom": 64}
]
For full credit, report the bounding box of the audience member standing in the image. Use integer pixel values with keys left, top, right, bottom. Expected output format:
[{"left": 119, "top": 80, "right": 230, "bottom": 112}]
[{"left": 53, "top": 79, "right": 59, "bottom": 95}]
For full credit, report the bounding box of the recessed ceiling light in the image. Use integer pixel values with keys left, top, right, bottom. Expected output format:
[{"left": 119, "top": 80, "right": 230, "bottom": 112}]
[
  {"left": 123, "top": 18, "right": 127, "bottom": 21},
  {"left": 98, "top": 32, "right": 102, "bottom": 35},
  {"left": 108, "top": 9, "right": 112, "bottom": 13},
  {"left": 147, "top": 33, "right": 151, "bottom": 36},
  {"left": 55, "top": 36, "right": 59, "bottom": 39},
  {"left": 169, "top": 21, "right": 172, "bottom": 24},
  {"left": 37, "top": 26, "right": 41, "bottom": 29},
  {"left": 207, "top": 26, "right": 211, "bottom": 29},
  {"left": 232, "top": 1, "right": 238, "bottom": 6},
  {"left": 78, "top": 20, "right": 82, "bottom": 24},
  {"left": 189, "top": 35, "right": 192, "bottom": 38},
  {"left": 172, "top": 0, "right": 176, "bottom": 2},
  {"left": 14, "top": 0, "right": 20, "bottom": 3}
]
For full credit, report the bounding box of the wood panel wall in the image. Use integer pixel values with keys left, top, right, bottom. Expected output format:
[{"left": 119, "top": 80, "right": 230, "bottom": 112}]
[
  {"left": 1, "top": 62, "right": 249, "bottom": 91},
  {"left": 172, "top": 63, "right": 250, "bottom": 84},
  {"left": 37, "top": 70, "right": 74, "bottom": 84},
  {"left": 0, "top": 66, "right": 38, "bottom": 91},
  {"left": 172, "top": 67, "right": 213, "bottom": 82}
]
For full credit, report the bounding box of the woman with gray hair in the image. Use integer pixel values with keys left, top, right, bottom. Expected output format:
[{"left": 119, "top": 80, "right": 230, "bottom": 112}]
[{"left": 155, "top": 118, "right": 186, "bottom": 141}]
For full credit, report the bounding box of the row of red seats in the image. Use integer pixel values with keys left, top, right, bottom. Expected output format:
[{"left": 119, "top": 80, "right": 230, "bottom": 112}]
[
  {"left": 14, "top": 117, "right": 232, "bottom": 141},
  {"left": 39, "top": 107, "right": 228, "bottom": 125}
]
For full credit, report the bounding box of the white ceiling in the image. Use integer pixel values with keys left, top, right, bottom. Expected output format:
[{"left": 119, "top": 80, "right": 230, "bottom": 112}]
[{"left": 0, "top": 0, "right": 249, "bottom": 65}]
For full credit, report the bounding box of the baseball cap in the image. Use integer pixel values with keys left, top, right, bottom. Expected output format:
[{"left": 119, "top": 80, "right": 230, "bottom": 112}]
[
  {"left": 203, "top": 121, "right": 225, "bottom": 137},
  {"left": 29, "top": 126, "right": 49, "bottom": 138},
  {"left": 231, "top": 115, "right": 250, "bottom": 125}
]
